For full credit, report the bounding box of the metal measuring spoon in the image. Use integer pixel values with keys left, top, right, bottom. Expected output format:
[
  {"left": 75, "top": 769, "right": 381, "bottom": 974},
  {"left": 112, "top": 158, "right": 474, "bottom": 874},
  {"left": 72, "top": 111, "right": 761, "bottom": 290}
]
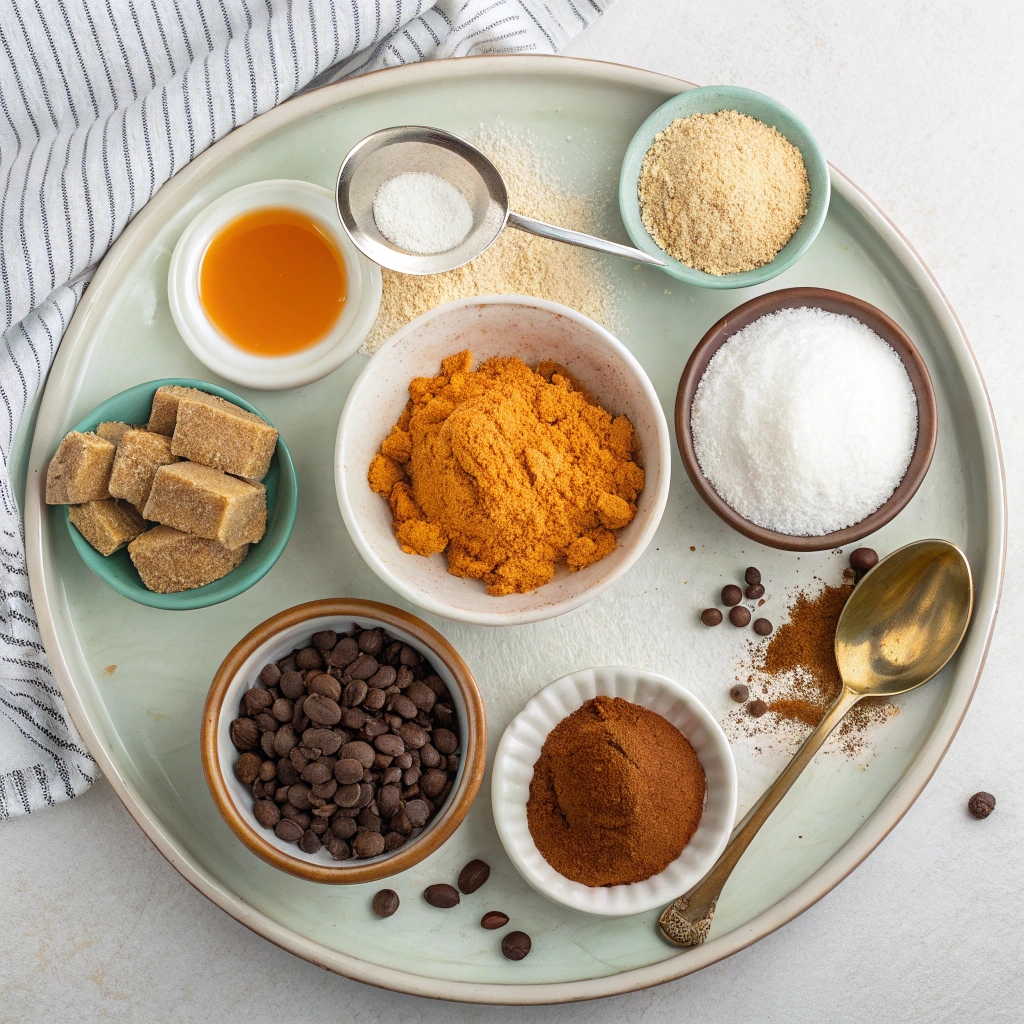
[
  {"left": 335, "top": 126, "right": 666, "bottom": 275},
  {"left": 659, "top": 538, "right": 974, "bottom": 947}
]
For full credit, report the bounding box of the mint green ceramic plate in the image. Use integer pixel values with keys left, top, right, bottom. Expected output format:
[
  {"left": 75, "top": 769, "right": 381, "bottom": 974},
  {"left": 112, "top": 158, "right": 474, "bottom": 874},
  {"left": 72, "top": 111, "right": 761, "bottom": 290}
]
[
  {"left": 59, "top": 379, "right": 298, "bottom": 610},
  {"left": 618, "top": 85, "right": 831, "bottom": 288},
  {"left": 21, "top": 58, "right": 1003, "bottom": 1003}
]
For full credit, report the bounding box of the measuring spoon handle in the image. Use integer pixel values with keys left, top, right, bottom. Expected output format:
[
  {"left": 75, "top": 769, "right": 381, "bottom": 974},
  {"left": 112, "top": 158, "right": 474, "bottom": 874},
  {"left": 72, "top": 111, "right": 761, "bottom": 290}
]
[
  {"left": 659, "top": 687, "right": 862, "bottom": 947},
  {"left": 506, "top": 211, "right": 667, "bottom": 268}
]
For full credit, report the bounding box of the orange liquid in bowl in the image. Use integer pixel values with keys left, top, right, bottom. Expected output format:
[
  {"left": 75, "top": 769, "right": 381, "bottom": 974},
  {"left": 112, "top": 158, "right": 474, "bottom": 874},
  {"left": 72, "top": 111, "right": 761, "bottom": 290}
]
[{"left": 199, "top": 207, "right": 347, "bottom": 356}]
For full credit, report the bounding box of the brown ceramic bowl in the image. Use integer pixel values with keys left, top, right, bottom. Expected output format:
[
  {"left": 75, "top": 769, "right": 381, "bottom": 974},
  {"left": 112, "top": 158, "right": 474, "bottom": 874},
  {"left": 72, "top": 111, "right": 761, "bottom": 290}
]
[
  {"left": 675, "top": 287, "right": 938, "bottom": 552},
  {"left": 201, "top": 599, "right": 486, "bottom": 883}
]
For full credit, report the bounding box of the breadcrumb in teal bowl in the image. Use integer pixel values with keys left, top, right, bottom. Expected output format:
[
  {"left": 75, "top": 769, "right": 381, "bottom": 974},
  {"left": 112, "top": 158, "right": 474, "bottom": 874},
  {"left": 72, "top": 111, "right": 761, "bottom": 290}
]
[
  {"left": 58, "top": 378, "right": 298, "bottom": 610},
  {"left": 618, "top": 85, "right": 831, "bottom": 289}
]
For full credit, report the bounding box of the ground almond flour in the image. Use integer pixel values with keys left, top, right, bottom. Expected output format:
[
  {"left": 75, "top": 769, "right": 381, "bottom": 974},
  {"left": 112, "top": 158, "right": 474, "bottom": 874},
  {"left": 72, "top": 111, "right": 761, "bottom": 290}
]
[{"left": 638, "top": 110, "right": 810, "bottom": 275}]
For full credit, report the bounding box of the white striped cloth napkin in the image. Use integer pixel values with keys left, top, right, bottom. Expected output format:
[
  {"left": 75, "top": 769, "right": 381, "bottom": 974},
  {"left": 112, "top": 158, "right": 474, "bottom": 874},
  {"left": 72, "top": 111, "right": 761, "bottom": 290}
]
[{"left": 0, "top": 0, "right": 613, "bottom": 818}]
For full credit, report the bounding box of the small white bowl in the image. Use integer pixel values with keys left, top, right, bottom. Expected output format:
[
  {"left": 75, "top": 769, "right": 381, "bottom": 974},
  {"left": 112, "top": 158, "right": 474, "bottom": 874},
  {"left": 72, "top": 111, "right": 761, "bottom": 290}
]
[
  {"left": 334, "top": 296, "right": 671, "bottom": 626},
  {"left": 168, "top": 179, "right": 382, "bottom": 390},
  {"left": 491, "top": 667, "right": 737, "bottom": 917}
]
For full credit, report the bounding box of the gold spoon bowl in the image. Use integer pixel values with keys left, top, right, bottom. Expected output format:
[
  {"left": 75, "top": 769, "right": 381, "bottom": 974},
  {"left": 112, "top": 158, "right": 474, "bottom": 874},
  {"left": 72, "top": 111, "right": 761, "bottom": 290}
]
[{"left": 659, "top": 538, "right": 974, "bottom": 946}]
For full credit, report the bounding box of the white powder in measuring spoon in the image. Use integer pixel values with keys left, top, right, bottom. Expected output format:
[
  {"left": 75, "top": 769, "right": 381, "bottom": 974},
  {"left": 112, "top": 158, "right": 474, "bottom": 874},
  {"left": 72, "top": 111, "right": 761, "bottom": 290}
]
[
  {"left": 691, "top": 307, "right": 918, "bottom": 536},
  {"left": 372, "top": 171, "right": 475, "bottom": 254}
]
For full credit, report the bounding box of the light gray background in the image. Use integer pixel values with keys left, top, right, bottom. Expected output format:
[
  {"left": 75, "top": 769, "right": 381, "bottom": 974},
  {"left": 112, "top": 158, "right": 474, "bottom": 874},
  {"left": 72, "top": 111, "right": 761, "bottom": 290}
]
[{"left": 2, "top": 2, "right": 1019, "bottom": 1020}]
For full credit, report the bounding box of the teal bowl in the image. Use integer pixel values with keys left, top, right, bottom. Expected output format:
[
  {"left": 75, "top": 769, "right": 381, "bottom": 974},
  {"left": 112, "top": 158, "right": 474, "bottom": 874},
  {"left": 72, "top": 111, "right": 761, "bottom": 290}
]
[
  {"left": 618, "top": 85, "right": 831, "bottom": 289},
  {"left": 58, "top": 378, "right": 298, "bottom": 610}
]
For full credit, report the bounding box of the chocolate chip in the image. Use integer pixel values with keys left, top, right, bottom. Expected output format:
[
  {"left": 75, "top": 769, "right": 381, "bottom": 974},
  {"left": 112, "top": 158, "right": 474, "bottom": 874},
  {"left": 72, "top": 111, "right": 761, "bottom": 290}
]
[
  {"left": 390, "top": 695, "right": 417, "bottom": 719},
  {"left": 400, "top": 645, "right": 421, "bottom": 667},
  {"left": 729, "top": 606, "right": 751, "bottom": 627},
  {"left": 229, "top": 717, "right": 260, "bottom": 751},
  {"left": 275, "top": 818, "right": 303, "bottom": 843},
  {"left": 748, "top": 699, "right": 768, "bottom": 717},
  {"left": 753, "top": 617, "right": 773, "bottom": 636},
  {"left": 273, "top": 725, "right": 298, "bottom": 757},
  {"left": 375, "top": 734, "right": 405, "bottom": 757},
  {"left": 424, "top": 883, "right": 460, "bottom": 908},
  {"left": 458, "top": 859, "right": 490, "bottom": 894},
  {"left": 303, "top": 728, "right": 342, "bottom": 756},
  {"left": 432, "top": 728, "right": 458, "bottom": 755},
  {"left": 331, "top": 815, "right": 358, "bottom": 839},
  {"left": 729, "top": 684, "right": 750, "bottom": 703},
  {"left": 501, "top": 931, "right": 531, "bottom": 960},
  {"left": 721, "top": 584, "right": 742, "bottom": 607},
  {"left": 368, "top": 665, "right": 397, "bottom": 689},
  {"left": 301, "top": 762, "right": 332, "bottom": 785},
  {"left": 968, "top": 792, "right": 996, "bottom": 819},
  {"left": 420, "top": 769, "right": 447, "bottom": 799},
  {"left": 340, "top": 741, "right": 375, "bottom": 769},
  {"left": 363, "top": 687, "right": 387, "bottom": 711},
  {"left": 353, "top": 831, "right": 386, "bottom": 858},
  {"left": 308, "top": 674, "right": 342, "bottom": 702},
  {"left": 744, "top": 566, "right": 761, "bottom": 586},
  {"left": 325, "top": 835, "right": 351, "bottom": 860},
  {"left": 745, "top": 583, "right": 765, "bottom": 600},
  {"left": 253, "top": 800, "right": 280, "bottom": 828},
  {"left": 343, "top": 679, "right": 368, "bottom": 707},
  {"left": 481, "top": 911, "right": 509, "bottom": 930},
  {"left": 700, "top": 608, "right": 723, "bottom": 627},
  {"left": 296, "top": 647, "right": 323, "bottom": 671},
  {"left": 260, "top": 664, "right": 282, "bottom": 686},
  {"left": 358, "top": 629, "right": 384, "bottom": 655},
  {"left": 849, "top": 548, "right": 879, "bottom": 574},
  {"left": 383, "top": 831, "right": 406, "bottom": 852},
  {"left": 398, "top": 723, "right": 429, "bottom": 749},
  {"left": 372, "top": 889, "right": 400, "bottom": 918},
  {"left": 236, "top": 753, "right": 265, "bottom": 789},
  {"left": 244, "top": 688, "right": 273, "bottom": 715},
  {"left": 404, "top": 799, "right": 430, "bottom": 827},
  {"left": 328, "top": 637, "right": 360, "bottom": 668},
  {"left": 279, "top": 670, "right": 305, "bottom": 699}
]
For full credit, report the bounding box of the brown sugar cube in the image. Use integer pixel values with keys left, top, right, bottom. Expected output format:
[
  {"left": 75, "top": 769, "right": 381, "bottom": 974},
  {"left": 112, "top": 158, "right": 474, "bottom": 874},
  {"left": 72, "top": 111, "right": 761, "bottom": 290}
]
[
  {"left": 147, "top": 385, "right": 205, "bottom": 436},
  {"left": 128, "top": 525, "right": 248, "bottom": 593},
  {"left": 68, "top": 499, "right": 147, "bottom": 556},
  {"left": 96, "top": 421, "right": 135, "bottom": 445},
  {"left": 170, "top": 392, "right": 278, "bottom": 481},
  {"left": 107, "top": 429, "right": 179, "bottom": 509},
  {"left": 45, "top": 431, "right": 115, "bottom": 504},
  {"left": 142, "top": 462, "right": 266, "bottom": 549}
]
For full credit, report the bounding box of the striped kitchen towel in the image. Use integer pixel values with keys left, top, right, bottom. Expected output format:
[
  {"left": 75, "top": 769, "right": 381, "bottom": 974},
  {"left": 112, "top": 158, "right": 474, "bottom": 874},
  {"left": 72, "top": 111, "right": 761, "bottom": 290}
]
[{"left": 0, "top": 0, "right": 613, "bottom": 819}]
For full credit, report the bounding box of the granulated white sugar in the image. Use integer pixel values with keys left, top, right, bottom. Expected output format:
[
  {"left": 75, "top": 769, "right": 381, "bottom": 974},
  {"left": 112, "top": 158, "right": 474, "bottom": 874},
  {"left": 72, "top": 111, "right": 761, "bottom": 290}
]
[
  {"left": 372, "top": 171, "right": 474, "bottom": 254},
  {"left": 691, "top": 307, "right": 918, "bottom": 536}
]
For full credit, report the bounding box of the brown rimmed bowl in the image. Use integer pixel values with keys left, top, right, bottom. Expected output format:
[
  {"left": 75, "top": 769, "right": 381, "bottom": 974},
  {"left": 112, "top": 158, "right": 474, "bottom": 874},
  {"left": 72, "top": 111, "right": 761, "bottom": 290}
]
[
  {"left": 201, "top": 598, "right": 486, "bottom": 883},
  {"left": 675, "top": 287, "right": 938, "bottom": 551}
]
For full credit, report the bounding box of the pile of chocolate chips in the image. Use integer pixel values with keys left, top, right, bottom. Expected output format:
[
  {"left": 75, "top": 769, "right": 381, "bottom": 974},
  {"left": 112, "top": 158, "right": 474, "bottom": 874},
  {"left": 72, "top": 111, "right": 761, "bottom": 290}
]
[
  {"left": 701, "top": 566, "right": 773, "bottom": 635},
  {"left": 229, "top": 625, "right": 460, "bottom": 860}
]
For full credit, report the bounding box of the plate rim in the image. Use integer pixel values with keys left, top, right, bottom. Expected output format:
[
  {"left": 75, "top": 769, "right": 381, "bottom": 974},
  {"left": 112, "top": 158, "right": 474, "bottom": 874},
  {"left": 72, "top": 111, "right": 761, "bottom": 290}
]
[{"left": 22, "top": 54, "right": 1007, "bottom": 1004}]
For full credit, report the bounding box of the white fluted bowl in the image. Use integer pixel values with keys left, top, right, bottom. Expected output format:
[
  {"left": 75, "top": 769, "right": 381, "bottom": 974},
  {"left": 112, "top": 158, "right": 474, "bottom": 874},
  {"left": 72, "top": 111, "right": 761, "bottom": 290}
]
[{"left": 491, "top": 666, "right": 737, "bottom": 917}]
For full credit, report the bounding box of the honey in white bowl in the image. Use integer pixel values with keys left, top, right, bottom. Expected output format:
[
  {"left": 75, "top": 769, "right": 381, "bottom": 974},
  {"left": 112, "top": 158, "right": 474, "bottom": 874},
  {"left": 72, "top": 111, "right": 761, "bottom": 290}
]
[{"left": 200, "top": 207, "right": 347, "bottom": 357}]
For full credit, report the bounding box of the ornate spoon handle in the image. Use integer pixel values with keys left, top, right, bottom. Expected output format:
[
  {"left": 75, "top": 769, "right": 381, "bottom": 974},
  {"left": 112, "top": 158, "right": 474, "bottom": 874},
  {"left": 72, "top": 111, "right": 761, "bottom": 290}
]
[{"left": 659, "top": 687, "right": 862, "bottom": 947}]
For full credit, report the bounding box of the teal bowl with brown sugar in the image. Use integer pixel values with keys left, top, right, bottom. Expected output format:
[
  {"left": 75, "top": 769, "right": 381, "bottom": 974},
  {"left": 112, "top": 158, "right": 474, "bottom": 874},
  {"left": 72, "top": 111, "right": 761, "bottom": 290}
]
[
  {"left": 618, "top": 85, "right": 831, "bottom": 289},
  {"left": 57, "top": 378, "right": 298, "bottom": 610}
]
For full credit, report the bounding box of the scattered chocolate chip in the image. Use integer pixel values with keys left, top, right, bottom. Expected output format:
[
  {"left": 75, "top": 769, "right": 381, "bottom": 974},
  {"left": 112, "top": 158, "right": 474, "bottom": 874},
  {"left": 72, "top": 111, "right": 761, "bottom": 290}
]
[
  {"left": 745, "top": 583, "right": 765, "bottom": 600},
  {"left": 481, "top": 911, "right": 509, "bottom": 930},
  {"left": 372, "top": 889, "right": 400, "bottom": 918},
  {"left": 729, "top": 684, "right": 749, "bottom": 703},
  {"left": 968, "top": 792, "right": 996, "bottom": 819},
  {"left": 849, "top": 547, "right": 878, "bottom": 572},
  {"left": 458, "top": 859, "right": 491, "bottom": 894},
  {"left": 753, "top": 617, "right": 773, "bottom": 636},
  {"left": 745, "top": 567, "right": 761, "bottom": 586},
  {"left": 700, "top": 608, "right": 723, "bottom": 627},
  {"left": 748, "top": 699, "right": 768, "bottom": 718},
  {"left": 424, "top": 883, "right": 461, "bottom": 908},
  {"left": 721, "top": 584, "right": 742, "bottom": 607},
  {"left": 729, "top": 606, "right": 751, "bottom": 627},
  {"left": 501, "top": 931, "right": 532, "bottom": 960}
]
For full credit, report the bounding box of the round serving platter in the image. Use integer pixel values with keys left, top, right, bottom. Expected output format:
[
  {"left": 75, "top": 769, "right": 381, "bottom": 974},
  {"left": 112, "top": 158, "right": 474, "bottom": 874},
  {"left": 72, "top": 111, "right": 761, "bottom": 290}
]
[{"left": 22, "top": 56, "right": 1005, "bottom": 1003}]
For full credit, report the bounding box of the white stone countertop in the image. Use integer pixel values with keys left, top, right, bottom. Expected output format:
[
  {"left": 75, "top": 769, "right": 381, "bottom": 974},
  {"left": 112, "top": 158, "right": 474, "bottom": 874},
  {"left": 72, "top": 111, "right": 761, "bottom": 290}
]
[{"left": 2, "top": 2, "right": 1020, "bottom": 1020}]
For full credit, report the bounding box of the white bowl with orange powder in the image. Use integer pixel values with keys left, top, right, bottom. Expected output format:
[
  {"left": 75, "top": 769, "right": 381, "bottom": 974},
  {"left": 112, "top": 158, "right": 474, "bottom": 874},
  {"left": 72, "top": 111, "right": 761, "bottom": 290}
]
[
  {"left": 491, "top": 666, "right": 737, "bottom": 917},
  {"left": 169, "top": 179, "right": 381, "bottom": 390},
  {"left": 334, "top": 296, "right": 671, "bottom": 626}
]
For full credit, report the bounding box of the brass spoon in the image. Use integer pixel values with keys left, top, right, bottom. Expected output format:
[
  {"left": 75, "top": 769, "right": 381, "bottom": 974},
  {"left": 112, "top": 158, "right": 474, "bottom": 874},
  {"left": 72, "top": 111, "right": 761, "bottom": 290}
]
[{"left": 659, "top": 538, "right": 974, "bottom": 947}]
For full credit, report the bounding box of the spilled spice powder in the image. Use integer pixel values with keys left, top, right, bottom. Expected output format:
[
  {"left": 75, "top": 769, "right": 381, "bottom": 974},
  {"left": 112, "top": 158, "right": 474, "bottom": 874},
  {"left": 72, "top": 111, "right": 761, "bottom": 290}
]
[
  {"left": 527, "top": 696, "right": 706, "bottom": 887},
  {"left": 734, "top": 580, "right": 898, "bottom": 756}
]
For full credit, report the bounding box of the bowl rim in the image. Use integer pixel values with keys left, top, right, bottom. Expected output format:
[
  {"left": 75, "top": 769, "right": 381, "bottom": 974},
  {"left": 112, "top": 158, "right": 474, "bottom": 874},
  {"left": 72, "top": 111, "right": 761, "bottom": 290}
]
[
  {"left": 200, "top": 598, "right": 487, "bottom": 883},
  {"left": 490, "top": 665, "right": 738, "bottom": 917},
  {"left": 617, "top": 84, "right": 831, "bottom": 289},
  {"left": 675, "top": 287, "right": 939, "bottom": 551},
  {"left": 335, "top": 293, "right": 672, "bottom": 625},
  {"left": 167, "top": 179, "right": 382, "bottom": 391},
  {"left": 61, "top": 377, "right": 298, "bottom": 609}
]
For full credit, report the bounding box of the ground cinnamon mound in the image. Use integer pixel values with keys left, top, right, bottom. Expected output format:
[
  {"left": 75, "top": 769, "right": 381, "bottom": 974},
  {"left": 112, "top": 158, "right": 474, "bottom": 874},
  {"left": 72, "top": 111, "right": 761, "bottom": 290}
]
[
  {"left": 368, "top": 351, "right": 645, "bottom": 596},
  {"left": 526, "top": 696, "right": 706, "bottom": 887}
]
